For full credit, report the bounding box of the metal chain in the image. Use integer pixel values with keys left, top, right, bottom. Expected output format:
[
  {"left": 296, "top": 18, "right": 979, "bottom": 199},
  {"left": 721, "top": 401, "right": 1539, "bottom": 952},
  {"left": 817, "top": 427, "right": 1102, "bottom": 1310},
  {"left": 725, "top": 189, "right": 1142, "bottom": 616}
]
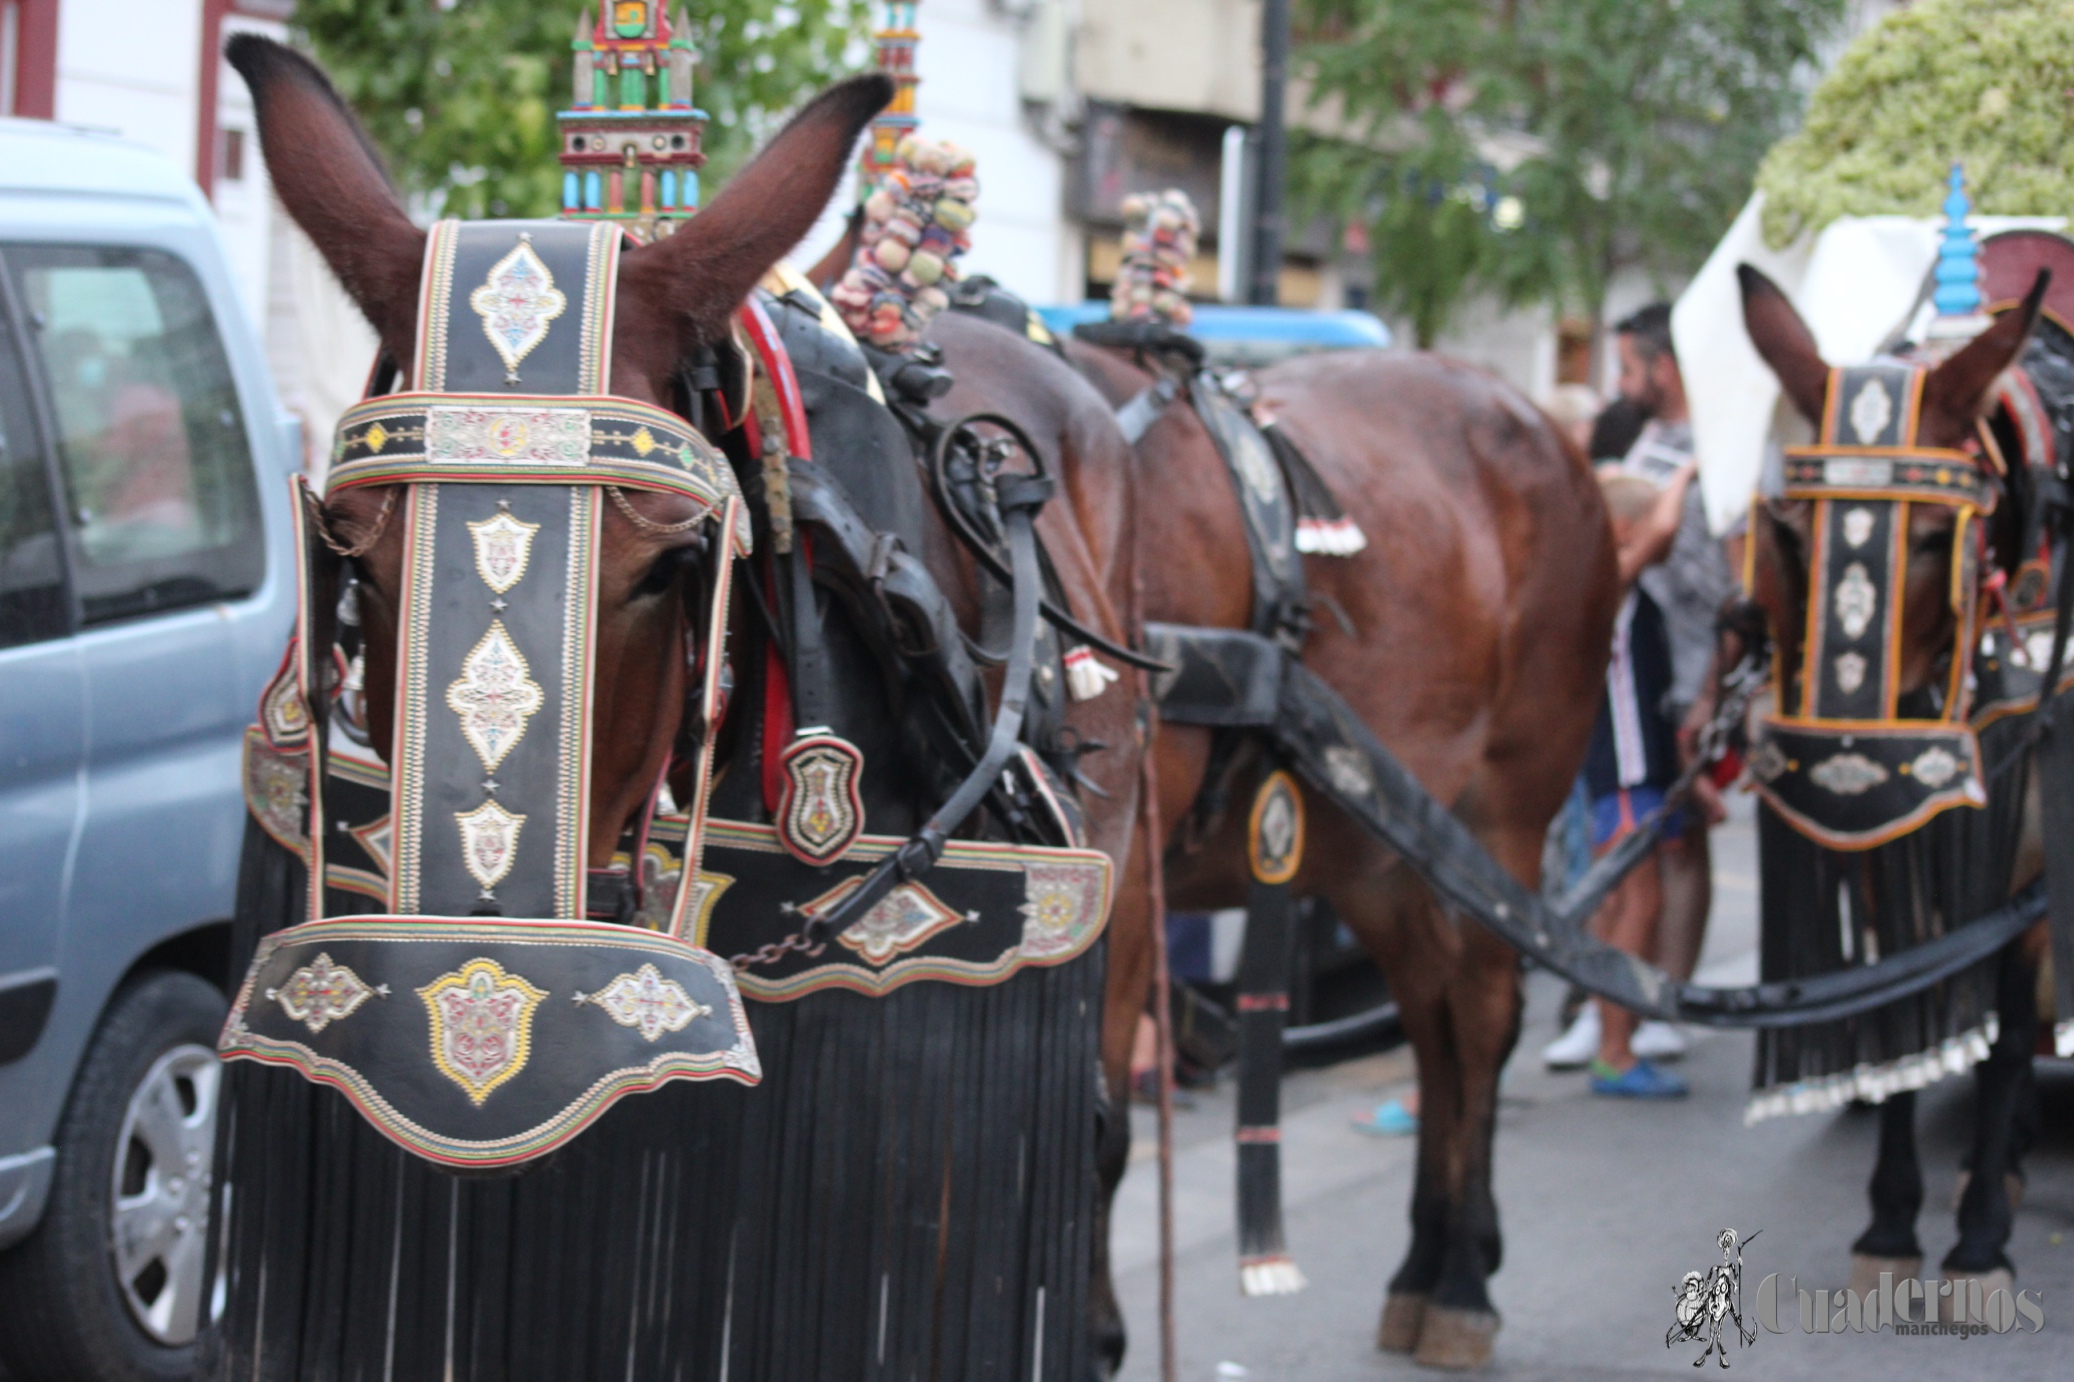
[
  {"left": 606, "top": 484, "right": 708, "bottom": 534},
  {"left": 727, "top": 903, "right": 826, "bottom": 969}
]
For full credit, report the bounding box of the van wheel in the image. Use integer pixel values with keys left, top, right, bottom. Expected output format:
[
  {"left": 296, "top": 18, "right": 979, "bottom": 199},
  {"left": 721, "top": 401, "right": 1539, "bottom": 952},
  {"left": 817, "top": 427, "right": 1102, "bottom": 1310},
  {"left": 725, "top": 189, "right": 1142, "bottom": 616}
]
[{"left": 0, "top": 970, "right": 225, "bottom": 1382}]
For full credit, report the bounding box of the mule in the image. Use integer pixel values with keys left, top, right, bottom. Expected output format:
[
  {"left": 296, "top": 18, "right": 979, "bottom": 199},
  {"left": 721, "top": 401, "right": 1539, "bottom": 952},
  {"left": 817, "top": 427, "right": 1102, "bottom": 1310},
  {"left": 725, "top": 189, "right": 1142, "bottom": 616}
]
[
  {"left": 1055, "top": 335, "right": 1620, "bottom": 1367},
  {"left": 1731, "top": 260, "right": 2055, "bottom": 1310},
  {"left": 213, "top": 37, "right": 1146, "bottom": 1380}
]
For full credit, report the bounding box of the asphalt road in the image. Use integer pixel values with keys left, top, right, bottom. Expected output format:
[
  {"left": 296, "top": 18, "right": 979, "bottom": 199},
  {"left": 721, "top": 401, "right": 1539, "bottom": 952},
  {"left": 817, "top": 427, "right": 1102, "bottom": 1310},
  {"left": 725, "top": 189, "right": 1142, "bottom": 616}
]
[{"left": 1111, "top": 798, "right": 2074, "bottom": 1381}]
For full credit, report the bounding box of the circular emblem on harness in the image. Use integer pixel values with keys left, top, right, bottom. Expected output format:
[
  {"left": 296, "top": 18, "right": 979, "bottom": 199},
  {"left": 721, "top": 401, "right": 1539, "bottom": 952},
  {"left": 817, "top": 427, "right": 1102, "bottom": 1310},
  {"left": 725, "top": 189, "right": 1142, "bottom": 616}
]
[
  {"left": 1247, "top": 770, "right": 1304, "bottom": 886},
  {"left": 776, "top": 732, "right": 867, "bottom": 866},
  {"left": 489, "top": 415, "right": 532, "bottom": 457}
]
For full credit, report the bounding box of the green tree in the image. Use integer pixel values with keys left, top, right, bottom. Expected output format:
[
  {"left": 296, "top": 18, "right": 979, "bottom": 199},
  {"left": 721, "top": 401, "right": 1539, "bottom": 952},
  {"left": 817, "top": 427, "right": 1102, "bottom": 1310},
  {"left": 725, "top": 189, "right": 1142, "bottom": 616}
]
[
  {"left": 1293, "top": 0, "right": 1845, "bottom": 347},
  {"left": 292, "top": 0, "right": 869, "bottom": 221}
]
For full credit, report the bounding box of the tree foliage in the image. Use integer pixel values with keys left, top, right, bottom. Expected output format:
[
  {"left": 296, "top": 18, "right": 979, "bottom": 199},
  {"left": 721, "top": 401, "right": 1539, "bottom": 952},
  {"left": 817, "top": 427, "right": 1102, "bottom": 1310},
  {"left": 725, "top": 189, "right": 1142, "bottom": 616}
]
[
  {"left": 1757, "top": 0, "right": 2074, "bottom": 248},
  {"left": 1293, "top": 0, "right": 1845, "bottom": 345},
  {"left": 293, "top": 0, "right": 869, "bottom": 221}
]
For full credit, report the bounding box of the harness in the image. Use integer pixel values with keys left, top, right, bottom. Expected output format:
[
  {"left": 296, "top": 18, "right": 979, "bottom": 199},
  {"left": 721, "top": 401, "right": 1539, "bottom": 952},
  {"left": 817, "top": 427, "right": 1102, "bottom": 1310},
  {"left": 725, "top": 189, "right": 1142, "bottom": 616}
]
[
  {"left": 222, "top": 220, "right": 758, "bottom": 1169},
  {"left": 1746, "top": 364, "right": 1992, "bottom": 847}
]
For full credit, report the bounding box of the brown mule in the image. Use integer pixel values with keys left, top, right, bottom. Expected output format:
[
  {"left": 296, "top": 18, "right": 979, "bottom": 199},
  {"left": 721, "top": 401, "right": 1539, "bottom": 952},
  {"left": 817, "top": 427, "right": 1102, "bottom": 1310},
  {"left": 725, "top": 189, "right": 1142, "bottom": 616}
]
[
  {"left": 1733, "top": 262, "right": 2052, "bottom": 1303},
  {"left": 225, "top": 36, "right": 1150, "bottom": 1378},
  {"left": 1059, "top": 337, "right": 1620, "bottom": 1369}
]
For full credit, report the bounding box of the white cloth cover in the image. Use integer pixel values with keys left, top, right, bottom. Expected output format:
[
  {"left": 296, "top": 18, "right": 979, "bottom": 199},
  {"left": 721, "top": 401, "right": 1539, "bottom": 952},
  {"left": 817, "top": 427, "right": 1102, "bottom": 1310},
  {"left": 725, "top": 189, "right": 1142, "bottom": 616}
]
[{"left": 1671, "top": 192, "right": 2065, "bottom": 535}]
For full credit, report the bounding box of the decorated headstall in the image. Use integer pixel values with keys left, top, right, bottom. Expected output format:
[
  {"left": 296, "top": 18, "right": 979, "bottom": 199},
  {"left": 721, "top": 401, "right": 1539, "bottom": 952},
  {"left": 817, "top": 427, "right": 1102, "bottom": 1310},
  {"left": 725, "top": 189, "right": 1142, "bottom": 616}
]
[
  {"left": 1748, "top": 363, "right": 1989, "bottom": 848},
  {"left": 222, "top": 219, "right": 759, "bottom": 1169}
]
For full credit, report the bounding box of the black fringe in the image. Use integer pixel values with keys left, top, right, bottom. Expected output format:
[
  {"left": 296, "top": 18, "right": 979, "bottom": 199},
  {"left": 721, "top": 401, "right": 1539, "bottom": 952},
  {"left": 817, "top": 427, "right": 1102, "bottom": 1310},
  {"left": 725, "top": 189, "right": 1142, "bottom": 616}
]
[
  {"left": 204, "top": 824, "right": 1101, "bottom": 1380},
  {"left": 1751, "top": 716, "right": 2032, "bottom": 1105}
]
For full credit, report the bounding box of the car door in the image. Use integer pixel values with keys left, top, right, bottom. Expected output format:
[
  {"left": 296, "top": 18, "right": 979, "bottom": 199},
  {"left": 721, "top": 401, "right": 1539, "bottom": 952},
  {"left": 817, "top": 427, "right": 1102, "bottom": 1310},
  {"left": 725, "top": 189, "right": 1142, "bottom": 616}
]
[
  {"left": 3, "top": 245, "right": 263, "bottom": 1006},
  {"left": 0, "top": 273, "right": 81, "bottom": 1066}
]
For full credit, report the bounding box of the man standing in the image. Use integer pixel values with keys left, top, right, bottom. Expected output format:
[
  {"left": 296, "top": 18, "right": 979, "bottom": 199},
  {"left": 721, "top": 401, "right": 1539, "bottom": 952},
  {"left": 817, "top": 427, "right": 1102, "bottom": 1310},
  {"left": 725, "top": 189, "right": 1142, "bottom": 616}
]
[{"left": 1613, "top": 303, "right": 1733, "bottom": 1053}]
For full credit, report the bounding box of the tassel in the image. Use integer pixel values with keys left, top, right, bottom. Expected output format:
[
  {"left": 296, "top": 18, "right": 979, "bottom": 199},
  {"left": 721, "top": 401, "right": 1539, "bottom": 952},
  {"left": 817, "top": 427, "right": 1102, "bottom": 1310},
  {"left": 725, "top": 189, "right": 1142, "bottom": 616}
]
[
  {"left": 1233, "top": 772, "right": 1305, "bottom": 1296},
  {"left": 1063, "top": 645, "right": 1119, "bottom": 701},
  {"left": 1295, "top": 516, "right": 1368, "bottom": 556}
]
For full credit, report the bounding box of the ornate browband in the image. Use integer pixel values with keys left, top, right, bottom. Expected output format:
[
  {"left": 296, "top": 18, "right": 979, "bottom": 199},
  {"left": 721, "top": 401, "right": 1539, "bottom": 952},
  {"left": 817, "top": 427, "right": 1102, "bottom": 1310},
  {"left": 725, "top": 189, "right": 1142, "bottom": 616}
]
[
  {"left": 328, "top": 392, "right": 745, "bottom": 523},
  {"left": 1780, "top": 448, "right": 1989, "bottom": 509}
]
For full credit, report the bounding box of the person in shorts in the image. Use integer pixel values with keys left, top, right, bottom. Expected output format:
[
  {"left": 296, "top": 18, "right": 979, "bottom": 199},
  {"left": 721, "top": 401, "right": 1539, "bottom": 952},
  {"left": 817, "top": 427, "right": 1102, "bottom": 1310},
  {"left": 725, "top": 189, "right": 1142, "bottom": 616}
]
[{"left": 1550, "top": 466, "right": 1696, "bottom": 1098}]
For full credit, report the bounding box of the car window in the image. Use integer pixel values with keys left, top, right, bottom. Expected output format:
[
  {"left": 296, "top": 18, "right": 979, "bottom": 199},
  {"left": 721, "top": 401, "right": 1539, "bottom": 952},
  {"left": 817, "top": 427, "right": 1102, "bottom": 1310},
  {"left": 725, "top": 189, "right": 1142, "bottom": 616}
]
[
  {"left": 0, "top": 315, "right": 67, "bottom": 648},
  {"left": 6, "top": 246, "right": 261, "bottom": 624}
]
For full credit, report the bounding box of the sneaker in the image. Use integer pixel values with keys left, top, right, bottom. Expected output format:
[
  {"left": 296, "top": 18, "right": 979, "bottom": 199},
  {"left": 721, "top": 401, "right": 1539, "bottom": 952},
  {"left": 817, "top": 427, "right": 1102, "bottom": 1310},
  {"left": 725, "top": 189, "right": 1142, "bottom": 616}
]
[
  {"left": 1542, "top": 1004, "right": 1601, "bottom": 1070},
  {"left": 1631, "top": 1020, "right": 1688, "bottom": 1061},
  {"left": 1352, "top": 1097, "right": 1419, "bottom": 1137},
  {"left": 1589, "top": 1058, "right": 1689, "bottom": 1099}
]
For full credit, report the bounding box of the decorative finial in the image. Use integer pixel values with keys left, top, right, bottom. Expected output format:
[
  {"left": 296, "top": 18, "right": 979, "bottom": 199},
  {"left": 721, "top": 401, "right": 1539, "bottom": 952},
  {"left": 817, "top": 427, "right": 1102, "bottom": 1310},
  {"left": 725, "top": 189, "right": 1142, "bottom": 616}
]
[{"left": 1933, "top": 163, "right": 1981, "bottom": 318}]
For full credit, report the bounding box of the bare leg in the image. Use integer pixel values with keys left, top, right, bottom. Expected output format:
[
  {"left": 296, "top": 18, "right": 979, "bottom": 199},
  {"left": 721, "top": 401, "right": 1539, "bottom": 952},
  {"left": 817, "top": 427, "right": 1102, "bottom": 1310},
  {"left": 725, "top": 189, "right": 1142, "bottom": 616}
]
[
  {"left": 1594, "top": 854, "right": 1663, "bottom": 1072},
  {"left": 1655, "top": 817, "right": 1712, "bottom": 983}
]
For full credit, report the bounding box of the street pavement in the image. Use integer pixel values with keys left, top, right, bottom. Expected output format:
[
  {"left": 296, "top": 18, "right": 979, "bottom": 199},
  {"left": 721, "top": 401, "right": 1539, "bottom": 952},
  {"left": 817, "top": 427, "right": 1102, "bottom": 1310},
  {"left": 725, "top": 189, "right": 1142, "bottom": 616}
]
[{"left": 1112, "top": 796, "right": 2074, "bottom": 1381}]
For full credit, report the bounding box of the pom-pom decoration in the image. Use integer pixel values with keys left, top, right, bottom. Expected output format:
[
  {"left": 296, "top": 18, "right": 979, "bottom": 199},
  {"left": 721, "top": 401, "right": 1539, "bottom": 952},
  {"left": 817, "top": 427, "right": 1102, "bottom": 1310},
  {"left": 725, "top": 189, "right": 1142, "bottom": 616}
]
[
  {"left": 1109, "top": 189, "right": 1201, "bottom": 327},
  {"left": 830, "top": 135, "right": 980, "bottom": 351}
]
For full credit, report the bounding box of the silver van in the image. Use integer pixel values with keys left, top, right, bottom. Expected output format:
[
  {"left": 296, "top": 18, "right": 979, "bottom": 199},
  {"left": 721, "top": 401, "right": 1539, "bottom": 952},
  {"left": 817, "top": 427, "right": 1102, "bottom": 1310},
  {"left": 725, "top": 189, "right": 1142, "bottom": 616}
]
[{"left": 0, "top": 117, "right": 296, "bottom": 1381}]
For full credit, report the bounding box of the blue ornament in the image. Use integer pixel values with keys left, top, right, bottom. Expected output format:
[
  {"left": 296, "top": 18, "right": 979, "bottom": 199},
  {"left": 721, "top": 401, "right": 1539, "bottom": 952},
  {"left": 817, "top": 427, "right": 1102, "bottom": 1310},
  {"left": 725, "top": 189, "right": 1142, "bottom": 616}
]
[{"left": 1933, "top": 163, "right": 1981, "bottom": 318}]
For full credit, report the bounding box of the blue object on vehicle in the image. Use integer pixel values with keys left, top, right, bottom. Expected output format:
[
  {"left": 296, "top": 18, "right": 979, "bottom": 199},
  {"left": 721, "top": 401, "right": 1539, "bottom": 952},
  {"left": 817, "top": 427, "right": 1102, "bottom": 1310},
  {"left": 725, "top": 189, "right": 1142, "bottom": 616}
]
[
  {"left": 1035, "top": 302, "right": 1392, "bottom": 365},
  {"left": 0, "top": 118, "right": 297, "bottom": 1263}
]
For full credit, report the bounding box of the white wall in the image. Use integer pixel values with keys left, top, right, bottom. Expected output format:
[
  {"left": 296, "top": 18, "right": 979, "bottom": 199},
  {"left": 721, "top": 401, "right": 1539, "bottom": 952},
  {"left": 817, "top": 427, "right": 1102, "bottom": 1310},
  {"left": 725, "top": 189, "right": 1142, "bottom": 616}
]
[
  {"left": 793, "top": 0, "right": 1074, "bottom": 304},
  {"left": 910, "top": 0, "right": 1072, "bottom": 303},
  {"left": 55, "top": 0, "right": 202, "bottom": 172}
]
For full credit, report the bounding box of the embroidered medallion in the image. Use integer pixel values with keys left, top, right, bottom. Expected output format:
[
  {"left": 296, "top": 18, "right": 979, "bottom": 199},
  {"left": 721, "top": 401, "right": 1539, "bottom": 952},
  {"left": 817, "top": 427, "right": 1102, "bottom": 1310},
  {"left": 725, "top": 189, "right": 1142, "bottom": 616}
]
[
  {"left": 469, "top": 238, "right": 568, "bottom": 384},
  {"left": 468, "top": 510, "right": 542, "bottom": 593},
  {"left": 1842, "top": 506, "right": 1876, "bottom": 549},
  {"left": 1809, "top": 752, "right": 1890, "bottom": 795},
  {"left": 1746, "top": 738, "right": 1788, "bottom": 783},
  {"left": 803, "top": 877, "right": 968, "bottom": 966},
  {"left": 1834, "top": 651, "right": 1868, "bottom": 695},
  {"left": 1019, "top": 860, "right": 1108, "bottom": 960},
  {"left": 1909, "top": 745, "right": 1961, "bottom": 789},
  {"left": 775, "top": 734, "right": 866, "bottom": 866},
  {"left": 577, "top": 963, "right": 711, "bottom": 1042},
  {"left": 425, "top": 405, "right": 590, "bottom": 465},
  {"left": 1834, "top": 563, "right": 1878, "bottom": 640},
  {"left": 349, "top": 815, "right": 394, "bottom": 878},
  {"left": 446, "top": 621, "right": 545, "bottom": 770},
  {"left": 243, "top": 732, "right": 308, "bottom": 851},
  {"left": 260, "top": 658, "right": 309, "bottom": 745},
  {"left": 268, "top": 952, "right": 382, "bottom": 1034},
  {"left": 1849, "top": 377, "right": 1894, "bottom": 446},
  {"left": 1248, "top": 771, "right": 1304, "bottom": 886},
  {"left": 417, "top": 957, "right": 548, "bottom": 1105},
  {"left": 456, "top": 799, "right": 526, "bottom": 893}
]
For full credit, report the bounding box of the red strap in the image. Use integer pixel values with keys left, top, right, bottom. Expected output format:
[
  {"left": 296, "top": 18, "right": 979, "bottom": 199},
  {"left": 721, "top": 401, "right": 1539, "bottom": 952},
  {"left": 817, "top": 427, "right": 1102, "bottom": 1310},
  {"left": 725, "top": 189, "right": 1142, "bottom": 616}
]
[{"left": 735, "top": 296, "right": 814, "bottom": 460}]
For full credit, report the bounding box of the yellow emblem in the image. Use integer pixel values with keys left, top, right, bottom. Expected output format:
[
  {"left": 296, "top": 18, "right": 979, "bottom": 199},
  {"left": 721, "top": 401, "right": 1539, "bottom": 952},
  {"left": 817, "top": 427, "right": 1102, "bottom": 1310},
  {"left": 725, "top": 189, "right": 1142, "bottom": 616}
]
[
  {"left": 631, "top": 425, "right": 657, "bottom": 457},
  {"left": 417, "top": 958, "right": 547, "bottom": 1105},
  {"left": 364, "top": 422, "right": 389, "bottom": 453}
]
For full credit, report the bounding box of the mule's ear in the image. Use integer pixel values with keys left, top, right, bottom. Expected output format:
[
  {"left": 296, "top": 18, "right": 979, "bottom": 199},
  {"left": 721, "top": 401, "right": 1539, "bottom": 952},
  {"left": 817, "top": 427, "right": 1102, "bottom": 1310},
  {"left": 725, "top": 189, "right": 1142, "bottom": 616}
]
[
  {"left": 1737, "top": 263, "right": 1829, "bottom": 424},
  {"left": 620, "top": 75, "right": 893, "bottom": 351},
  {"left": 225, "top": 36, "right": 425, "bottom": 356},
  {"left": 1920, "top": 268, "right": 2050, "bottom": 446}
]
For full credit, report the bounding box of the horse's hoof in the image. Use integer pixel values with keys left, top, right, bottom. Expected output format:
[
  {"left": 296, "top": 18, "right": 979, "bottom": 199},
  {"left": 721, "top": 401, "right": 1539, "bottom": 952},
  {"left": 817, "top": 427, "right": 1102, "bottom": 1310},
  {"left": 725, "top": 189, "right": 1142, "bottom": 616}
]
[
  {"left": 1848, "top": 1253, "right": 1921, "bottom": 1300},
  {"left": 1939, "top": 1267, "right": 2015, "bottom": 1324},
  {"left": 1412, "top": 1305, "right": 1499, "bottom": 1369},
  {"left": 1377, "top": 1292, "right": 1428, "bottom": 1353}
]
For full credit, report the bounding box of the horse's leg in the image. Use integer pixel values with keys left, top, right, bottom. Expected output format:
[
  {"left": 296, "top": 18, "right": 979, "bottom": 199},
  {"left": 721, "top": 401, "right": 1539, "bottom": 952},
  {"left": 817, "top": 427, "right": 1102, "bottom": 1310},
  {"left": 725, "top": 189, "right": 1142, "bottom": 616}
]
[
  {"left": 1414, "top": 833, "right": 1532, "bottom": 1371},
  {"left": 1848, "top": 1092, "right": 1924, "bottom": 1297},
  {"left": 1333, "top": 870, "right": 1458, "bottom": 1354},
  {"left": 1941, "top": 940, "right": 2038, "bottom": 1312}
]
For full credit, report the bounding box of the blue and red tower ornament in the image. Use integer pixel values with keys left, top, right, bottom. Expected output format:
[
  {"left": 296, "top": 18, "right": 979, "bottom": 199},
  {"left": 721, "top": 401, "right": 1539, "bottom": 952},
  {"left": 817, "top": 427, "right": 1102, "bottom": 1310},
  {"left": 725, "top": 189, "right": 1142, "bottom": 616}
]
[{"left": 560, "top": 2, "right": 706, "bottom": 239}]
